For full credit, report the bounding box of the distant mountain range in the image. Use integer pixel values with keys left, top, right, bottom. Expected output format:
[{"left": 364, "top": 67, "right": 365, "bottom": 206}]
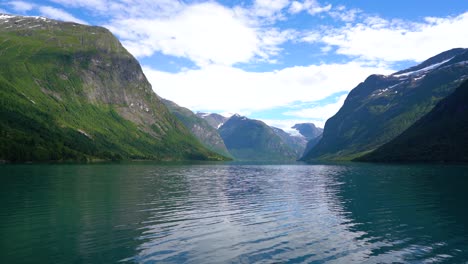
[
  {"left": 162, "top": 99, "right": 232, "bottom": 159},
  {"left": 270, "top": 126, "right": 308, "bottom": 159},
  {"left": 0, "top": 14, "right": 225, "bottom": 162},
  {"left": 2, "top": 15, "right": 466, "bottom": 164},
  {"left": 193, "top": 113, "right": 321, "bottom": 161},
  {"left": 292, "top": 123, "right": 323, "bottom": 140},
  {"left": 303, "top": 48, "right": 468, "bottom": 161},
  {"left": 0, "top": 10, "right": 321, "bottom": 165},
  {"left": 217, "top": 115, "right": 297, "bottom": 161},
  {"left": 291, "top": 123, "right": 323, "bottom": 156},
  {"left": 196, "top": 112, "right": 228, "bottom": 129}
]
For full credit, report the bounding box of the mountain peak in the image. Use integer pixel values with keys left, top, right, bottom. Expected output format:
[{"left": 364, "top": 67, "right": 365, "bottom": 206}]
[
  {"left": 303, "top": 47, "right": 468, "bottom": 161},
  {"left": 292, "top": 123, "right": 323, "bottom": 140},
  {"left": 196, "top": 112, "right": 229, "bottom": 129},
  {"left": 228, "top": 114, "right": 250, "bottom": 122},
  {"left": 359, "top": 79, "right": 468, "bottom": 162},
  {"left": 219, "top": 116, "right": 297, "bottom": 161},
  {"left": 393, "top": 48, "right": 467, "bottom": 76},
  {"left": 0, "top": 13, "right": 15, "bottom": 19},
  {"left": 0, "top": 15, "right": 224, "bottom": 162},
  {"left": 0, "top": 13, "right": 66, "bottom": 28}
]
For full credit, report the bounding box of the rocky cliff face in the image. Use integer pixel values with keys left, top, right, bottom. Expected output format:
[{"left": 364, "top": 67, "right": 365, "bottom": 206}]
[
  {"left": 303, "top": 48, "right": 468, "bottom": 161},
  {"left": 0, "top": 14, "right": 224, "bottom": 162}
]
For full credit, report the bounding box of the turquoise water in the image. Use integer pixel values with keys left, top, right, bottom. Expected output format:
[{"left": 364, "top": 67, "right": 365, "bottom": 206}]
[{"left": 1, "top": 163, "right": 468, "bottom": 263}]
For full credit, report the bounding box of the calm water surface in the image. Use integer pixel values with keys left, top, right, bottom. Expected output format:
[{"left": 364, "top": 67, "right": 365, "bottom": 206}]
[{"left": 1, "top": 163, "right": 468, "bottom": 263}]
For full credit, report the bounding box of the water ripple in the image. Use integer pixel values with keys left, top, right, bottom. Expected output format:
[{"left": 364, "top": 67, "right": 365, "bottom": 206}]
[{"left": 2, "top": 164, "right": 468, "bottom": 263}]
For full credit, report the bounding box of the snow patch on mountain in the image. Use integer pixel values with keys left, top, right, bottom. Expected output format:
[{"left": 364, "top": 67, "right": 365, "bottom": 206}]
[
  {"left": 393, "top": 57, "right": 454, "bottom": 77},
  {"left": 0, "top": 14, "right": 15, "bottom": 20}
]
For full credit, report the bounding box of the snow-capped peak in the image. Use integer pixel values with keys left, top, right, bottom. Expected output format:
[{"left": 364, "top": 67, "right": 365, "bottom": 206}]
[
  {"left": 393, "top": 57, "right": 454, "bottom": 77},
  {"left": 0, "top": 14, "right": 15, "bottom": 20}
]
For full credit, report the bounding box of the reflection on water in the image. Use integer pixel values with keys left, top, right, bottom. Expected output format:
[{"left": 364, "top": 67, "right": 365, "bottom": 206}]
[{"left": 1, "top": 163, "right": 468, "bottom": 263}]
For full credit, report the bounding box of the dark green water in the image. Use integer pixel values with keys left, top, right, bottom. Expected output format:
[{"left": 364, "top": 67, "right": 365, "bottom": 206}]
[{"left": 1, "top": 163, "right": 468, "bottom": 263}]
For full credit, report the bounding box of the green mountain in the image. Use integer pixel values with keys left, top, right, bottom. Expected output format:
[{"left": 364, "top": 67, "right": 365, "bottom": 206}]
[
  {"left": 303, "top": 48, "right": 468, "bottom": 161},
  {"left": 0, "top": 14, "right": 225, "bottom": 162},
  {"left": 359, "top": 79, "right": 468, "bottom": 162},
  {"left": 219, "top": 115, "right": 297, "bottom": 161},
  {"left": 161, "top": 99, "right": 232, "bottom": 158}
]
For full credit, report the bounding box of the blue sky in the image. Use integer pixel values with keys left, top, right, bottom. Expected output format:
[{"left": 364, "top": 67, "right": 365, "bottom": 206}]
[{"left": 1, "top": 0, "right": 467, "bottom": 131}]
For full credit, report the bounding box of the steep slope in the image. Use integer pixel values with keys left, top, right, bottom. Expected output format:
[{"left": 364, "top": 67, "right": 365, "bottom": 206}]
[
  {"left": 0, "top": 14, "right": 224, "bottom": 162},
  {"left": 302, "top": 134, "right": 323, "bottom": 158},
  {"left": 196, "top": 112, "right": 228, "bottom": 129},
  {"left": 162, "top": 99, "right": 232, "bottom": 158},
  {"left": 359, "top": 79, "right": 468, "bottom": 162},
  {"left": 303, "top": 48, "right": 468, "bottom": 161},
  {"left": 271, "top": 127, "right": 308, "bottom": 159},
  {"left": 219, "top": 115, "right": 296, "bottom": 161}
]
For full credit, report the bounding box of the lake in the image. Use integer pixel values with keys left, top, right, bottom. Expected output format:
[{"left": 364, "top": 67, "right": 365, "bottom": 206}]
[{"left": 1, "top": 163, "right": 468, "bottom": 263}]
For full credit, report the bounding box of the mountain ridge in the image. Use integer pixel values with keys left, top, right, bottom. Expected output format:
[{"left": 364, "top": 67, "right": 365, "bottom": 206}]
[
  {"left": 219, "top": 115, "right": 297, "bottom": 161},
  {"left": 302, "top": 48, "right": 468, "bottom": 161},
  {"left": 0, "top": 14, "right": 225, "bottom": 162},
  {"left": 196, "top": 112, "right": 228, "bottom": 129},
  {"left": 358, "top": 79, "right": 468, "bottom": 162},
  {"left": 162, "top": 99, "right": 232, "bottom": 158}
]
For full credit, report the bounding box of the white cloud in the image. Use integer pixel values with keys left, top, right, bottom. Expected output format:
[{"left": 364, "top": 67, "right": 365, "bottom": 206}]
[
  {"left": 26, "top": 0, "right": 466, "bottom": 128},
  {"left": 39, "top": 6, "right": 87, "bottom": 24},
  {"left": 256, "top": 28, "right": 298, "bottom": 59},
  {"left": 8, "top": 1, "right": 34, "bottom": 12},
  {"left": 49, "top": 0, "right": 182, "bottom": 18},
  {"left": 288, "top": 1, "right": 303, "bottom": 14},
  {"left": 321, "top": 45, "right": 332, "bottom": 53},
  {"left": 289, "top": 0, "right": 331, "bottom": 15},
  {"left": 311, "top": 11, "right": 468, "bottom": 62},
  {"left": 49, "top": 0, "right": 109, "bottom": 11},
  {"left": 252, "top": 0, "right": 290, "bottom": 20},
  {"left": 143, "top": 61, "right": 392, "bottom": 115},
  {"left": 107, "top": 2, "right": 294, "bottom": 66},
  {"left": 284, "top": 94, "right": 347, "bottom": 120},
  {"left": 328, "top": 6, "right": 361, "bottom": 22}
]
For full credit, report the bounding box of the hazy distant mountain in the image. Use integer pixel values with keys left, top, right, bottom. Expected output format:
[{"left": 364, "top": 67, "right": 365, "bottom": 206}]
[
  {"left": 291, "top": 123, "right": 323, "bottom": 158},
  {"left": 0, "top": 14, "right": 225, "bottom": 162},
  {"left": 162, "top": 99, "right": 232, "bottom": 158},
  {"left": 271, "top": 127, "right": 308, "bottom": 159},
  {"left": 359, "top": 79, "right": 468, "bottom": 162},
  {"left": 292, "top": 123, "right": 323, "bottom": 140},
  {"left": 196, "top": 112, "right": 228, "bottom": 129},
  {"left": 303, "top": 48, "right": 468, "bottom": 161},
  {"left": 219, "top": 115, "right": 297, "bottom": 161}
]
